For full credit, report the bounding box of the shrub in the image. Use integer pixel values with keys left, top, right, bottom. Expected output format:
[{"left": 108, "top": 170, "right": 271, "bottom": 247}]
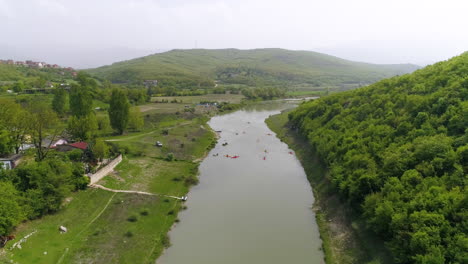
[
  {"left": 140, "top": 209, "right": 149, "bottom": 216},
  {"left": 127, "top": 215, "right": 138, "bottom": 222},
  {"left": 165, "top": 153, "right": 174, "bottom": 161}
]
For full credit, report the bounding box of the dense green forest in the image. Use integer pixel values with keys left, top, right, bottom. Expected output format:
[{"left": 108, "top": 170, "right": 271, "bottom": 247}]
[
  {"left": 86, "top": 49, "right": 419, "bottom": 90},
  {"left": 289, "top": 53, "right": 468, "bottom": 263}
]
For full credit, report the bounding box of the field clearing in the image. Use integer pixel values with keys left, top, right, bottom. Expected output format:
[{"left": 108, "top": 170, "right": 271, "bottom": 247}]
[
  {"left": 8, "top": 189, "right": 181, "bottom": 264},
  {"left": 151, "top": 93, "right": 244, "bottom": 104}
]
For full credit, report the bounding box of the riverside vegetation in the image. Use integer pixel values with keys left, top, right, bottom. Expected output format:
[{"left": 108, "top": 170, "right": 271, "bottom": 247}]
[{"left": 282, "top": 53, "right": 467, "bottom": 263}]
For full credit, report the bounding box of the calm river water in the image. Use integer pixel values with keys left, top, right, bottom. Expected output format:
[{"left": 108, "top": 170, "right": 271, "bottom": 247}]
[{"left": 158, "top": 102, "right": 324, "bottom": 264}]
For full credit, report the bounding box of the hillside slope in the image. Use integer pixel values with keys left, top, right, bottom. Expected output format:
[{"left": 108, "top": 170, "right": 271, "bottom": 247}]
[
  {"left": 0, "top": 64, "right": 76, "bottom": 83},
  {"left": 289, "top": 52, "right": 468, "bottom": 263},
  {"left": 86, "top": 49, "right": 419, "bottom": 90}
]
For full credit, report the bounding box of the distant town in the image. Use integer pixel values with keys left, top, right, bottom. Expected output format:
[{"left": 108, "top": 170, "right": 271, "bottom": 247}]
[{"left": 0, "top": 59, "right": 77, "bottom": 77}]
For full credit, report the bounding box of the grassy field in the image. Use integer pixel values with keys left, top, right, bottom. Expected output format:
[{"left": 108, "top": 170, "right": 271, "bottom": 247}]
[
  {"left": 151, "top": 93, "right": 244, "bottom": 104},
  {"left": 3, "top": 96, "right": 220, "bottom": 264},
  {"left": 266, "top": 111, "right": 393, "bottom": 264}
]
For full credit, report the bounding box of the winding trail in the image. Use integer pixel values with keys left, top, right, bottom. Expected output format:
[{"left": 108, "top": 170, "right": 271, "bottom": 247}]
[{"left": 89, "top": 184, "right": 184, "bottom": 200}]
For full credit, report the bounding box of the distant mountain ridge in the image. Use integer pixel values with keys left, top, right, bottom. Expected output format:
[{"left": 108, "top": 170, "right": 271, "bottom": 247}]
[{"left": 86, "top": 48, "right": 420, "bottom": 90}]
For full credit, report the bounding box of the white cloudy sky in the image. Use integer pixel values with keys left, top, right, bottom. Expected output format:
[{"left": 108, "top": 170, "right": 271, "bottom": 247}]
[{"left": 1, "top": 0, "right": 467, "bottom": 68}]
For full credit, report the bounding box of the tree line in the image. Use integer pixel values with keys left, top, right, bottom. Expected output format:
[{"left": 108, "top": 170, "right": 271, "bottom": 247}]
[{"left": 289, "top": 53, "right": 467, "bottom": 263}]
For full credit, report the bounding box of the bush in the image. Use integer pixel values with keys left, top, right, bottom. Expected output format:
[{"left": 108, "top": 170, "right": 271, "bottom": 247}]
[
  {"left": 67, "top": 149, "right": 83, "bottom": 162},
  {"left": 184, "top": 176, "right": 199, "bottom": 186},
  {"left": 140, "top": 209, "right": 149, "bottom": 216},
  {"left": 127, "top": 215, "right": 138, "bottom": 222},
  {"left": 161, "top": 233, "right": 171, "bottom": 248},
  {"left": 165, "top": 153, "right": 174, "bottom": 161}
]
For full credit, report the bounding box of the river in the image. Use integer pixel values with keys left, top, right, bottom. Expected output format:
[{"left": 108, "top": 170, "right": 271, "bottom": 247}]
[{"left": 158, "top": 102, "right": 324, "bottom": 264}]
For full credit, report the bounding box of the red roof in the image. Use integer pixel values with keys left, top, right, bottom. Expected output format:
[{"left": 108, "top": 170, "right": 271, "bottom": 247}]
[{"left": 69, "top": 142, "right": 88, "bottom": 150}]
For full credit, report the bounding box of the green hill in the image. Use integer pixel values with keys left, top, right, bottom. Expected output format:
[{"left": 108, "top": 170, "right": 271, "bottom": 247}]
[
  {"left": 289, "top": 52, "right": 468, "bottom": 263},
  {"left": 86, "top": 49, "right": 419, "bottom": 90}
]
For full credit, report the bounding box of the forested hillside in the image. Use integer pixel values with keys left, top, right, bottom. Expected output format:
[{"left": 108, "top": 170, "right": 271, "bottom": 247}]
[
  {"left": 289, "top": 53, "right": 468, "bottom": 263},
  {"left": 87, "top": 49, "right": 418, "bottom": 90}
]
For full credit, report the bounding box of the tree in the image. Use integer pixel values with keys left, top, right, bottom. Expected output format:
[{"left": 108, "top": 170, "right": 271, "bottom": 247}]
[
  {"left": 0, "top": 181, "right": 23, "bottom": 236},
  {"left": 92, "top": 139, "right": 109, "bottom": 161},
  {"left": 12, "top": 80, "right": 25, "bottom": 93},
  {"left": 97, "top": 115, "right": 111, "bottom": 132},
  {"left": 128, "top": 106, "right": 144, "bottom": 131},
  {"left": 108, "top": 89, "right": 130, "bottom": 134},
  {"left": 26, "top": 102, "right": 60, "bottom": 161},
  {"left": 0, "top": 99, "right": 29, "bottom": 154},
  {"left": 69, "top": 84, "right": 93, "bottom": 117},
  {"left": 76, "top": 71, "right": 98, "bottom": 90},
  {"left": 0, "top": 130, "right": 12, "bottom": 156},
  {"left": 52, "top": 87, "right": 67, "bottom": 116},
  {"left": 67, "top": 114, "right": 98, "bottom": 141}
]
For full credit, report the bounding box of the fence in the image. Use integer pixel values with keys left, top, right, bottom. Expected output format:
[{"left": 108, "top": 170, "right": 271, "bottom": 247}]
[{"left": 88, "top": 154, "right": 123, "bottom": 185}]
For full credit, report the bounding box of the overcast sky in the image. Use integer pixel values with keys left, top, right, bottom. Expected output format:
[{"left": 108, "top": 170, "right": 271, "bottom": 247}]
[{"left": 1, "top": 0, "right": 467, "bottom": 68}]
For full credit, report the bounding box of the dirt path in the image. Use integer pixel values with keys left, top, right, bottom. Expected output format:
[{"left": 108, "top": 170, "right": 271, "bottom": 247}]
[
  {"left": 105, "top": 131, "right": 157, "bottom": 142},
  {"left": 89, "top": 184, "right": 184, "bottom": 200},
  {"left": 105, "top": 122, "right": 192, "bottom": 142}
]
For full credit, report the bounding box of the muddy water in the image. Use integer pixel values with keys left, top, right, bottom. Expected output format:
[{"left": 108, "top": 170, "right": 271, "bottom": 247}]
[{"left": 158, "top": 102, "right": 324, "bottom": 264}]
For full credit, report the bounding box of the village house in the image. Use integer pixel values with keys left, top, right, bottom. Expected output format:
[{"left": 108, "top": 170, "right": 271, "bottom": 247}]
[
  {"left": 144, "top": 80, "right": 158, "bottom": 88},
  {"left": 0, "top": 154, "right": 22, "bottom": 170},
  {"left": 42, "top": 138, "right": 69, "bottom": 149},
  {"left": 55, "top": 142, "right": 88, "bottom": 152}
]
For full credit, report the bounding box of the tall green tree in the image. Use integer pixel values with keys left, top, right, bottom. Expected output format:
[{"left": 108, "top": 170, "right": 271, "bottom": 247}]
[
  {"left": 67, "top": 114, "right": 98, "bottom": 141},
  {"left": 27, "top": 102, "right": 60, "bottom": 161},
  {"left": 69, "top": 84, "right": 93, "bottom": 117},
  {"left": 0, "top": 99, "right": 29, "bottom": 154},
  {"left": 108, "top": 89, "right": 130, "bottom": 134},
  {"left": 128, "top": 106, "right": 144, "bottom": 131},
  {"left": 52, "top": 88, "right": 67, "bottom": 116},
  {"left": 92, "top": 139, "right": 109, "bottom": 161},
  {"left": 76, "top": 71, "right": 98, "bottom": 90}
]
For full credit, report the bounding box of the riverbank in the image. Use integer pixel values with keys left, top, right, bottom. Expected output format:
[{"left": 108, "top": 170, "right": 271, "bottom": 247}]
[{"left": 266, "top": 110, "right": 393, "bottom": 264}]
